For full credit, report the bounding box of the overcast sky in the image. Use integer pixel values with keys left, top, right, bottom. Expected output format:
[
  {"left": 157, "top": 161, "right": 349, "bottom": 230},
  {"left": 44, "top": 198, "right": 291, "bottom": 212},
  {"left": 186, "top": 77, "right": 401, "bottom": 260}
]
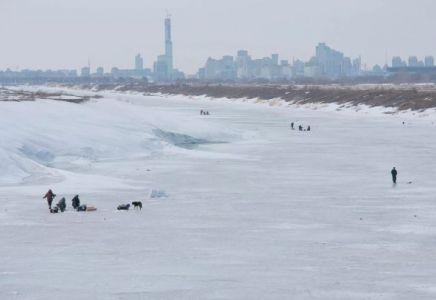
[{"left": 1, "top": 0, "right": 435, "bottom": 74}]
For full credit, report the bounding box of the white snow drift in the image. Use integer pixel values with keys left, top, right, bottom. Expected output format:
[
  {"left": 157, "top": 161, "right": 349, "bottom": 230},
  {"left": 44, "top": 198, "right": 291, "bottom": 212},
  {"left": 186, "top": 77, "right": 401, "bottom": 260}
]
[{"left": 0, "top": 96, "right": 240, "bottom": 185}]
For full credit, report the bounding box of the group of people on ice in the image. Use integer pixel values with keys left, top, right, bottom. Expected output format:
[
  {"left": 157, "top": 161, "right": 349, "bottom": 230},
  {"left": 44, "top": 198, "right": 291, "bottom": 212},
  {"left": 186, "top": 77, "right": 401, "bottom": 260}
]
[
  {"left": 43, "top": 189, "right": 94, "bottom": 213},
  {"left": 200, "top": 110, "right": 210, "bottom": 115},
  {"left": 43, "top": 189, "right": 142, "bottom": 213},
  {"left": 290, "top": 122, "right": 310, "bottom": 131}
]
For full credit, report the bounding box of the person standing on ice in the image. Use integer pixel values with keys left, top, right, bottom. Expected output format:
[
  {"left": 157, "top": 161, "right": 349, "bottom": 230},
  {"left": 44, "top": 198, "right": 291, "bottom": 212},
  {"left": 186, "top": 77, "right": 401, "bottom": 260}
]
[
  {"left": 71, "top": 195, "right": 80, "bottom": 209},
  {"left": 43, "top": 189, "right": 56, "bottom": 209},
  {"left": 291, "top": 122, "right": 294, "bottom": 130},
  {"left": 391, "top": 167, "right": 398, "bottom": 183}
]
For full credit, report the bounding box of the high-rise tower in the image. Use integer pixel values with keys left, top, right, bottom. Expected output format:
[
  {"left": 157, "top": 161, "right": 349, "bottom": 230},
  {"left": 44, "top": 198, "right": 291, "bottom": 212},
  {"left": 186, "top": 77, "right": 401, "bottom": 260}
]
[{"left": 165, "top": 13, "right": 173, "bottom": 71}]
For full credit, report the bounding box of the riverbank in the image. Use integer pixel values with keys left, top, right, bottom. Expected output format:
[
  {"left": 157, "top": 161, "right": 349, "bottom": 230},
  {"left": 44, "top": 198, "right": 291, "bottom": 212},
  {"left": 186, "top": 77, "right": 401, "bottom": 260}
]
[{"left": 53, "top": 82, "right": 436, "bottom": 112}]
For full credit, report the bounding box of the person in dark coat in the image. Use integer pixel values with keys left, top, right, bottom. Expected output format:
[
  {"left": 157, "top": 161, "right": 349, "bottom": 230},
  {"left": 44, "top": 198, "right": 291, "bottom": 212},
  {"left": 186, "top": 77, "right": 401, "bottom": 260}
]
[
  {"left": 72, "top": 195, "right": 80, "bottom": 209},
  {"left": 57, "top": 197, "right": 66, "bottom": 212},
  {"left": 307, "top": 125, "right": 311, "bottom": 131},
  {"left": 291, "top": 122, "right": 294, "bottom": 130},
  {"left": 43, "top": 189, "right": 56, "bottom": 209},
  {"left": 299, "top": 125, "right": 303, "bottom": 131},
  {"left": 391, "top": 167, "right": 398, "bottom": 183}
]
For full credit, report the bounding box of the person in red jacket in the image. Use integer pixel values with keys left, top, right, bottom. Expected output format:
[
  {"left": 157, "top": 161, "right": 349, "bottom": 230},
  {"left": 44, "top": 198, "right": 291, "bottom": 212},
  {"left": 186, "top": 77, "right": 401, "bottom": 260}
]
[{"left": 43, "top": 189, "right": 56, "bottom": 209}]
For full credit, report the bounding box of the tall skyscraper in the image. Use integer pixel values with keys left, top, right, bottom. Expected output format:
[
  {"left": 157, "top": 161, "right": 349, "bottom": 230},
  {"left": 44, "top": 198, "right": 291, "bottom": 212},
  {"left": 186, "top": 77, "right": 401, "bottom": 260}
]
[
  {"left": 153, "top": 14, "right": 185, "bottom": 81},
  {"left": 135, "top": 54, "right": 143, "bottom": 70},
  {"left": 165, "top": 15, "right": 173, "bottom": 71}
]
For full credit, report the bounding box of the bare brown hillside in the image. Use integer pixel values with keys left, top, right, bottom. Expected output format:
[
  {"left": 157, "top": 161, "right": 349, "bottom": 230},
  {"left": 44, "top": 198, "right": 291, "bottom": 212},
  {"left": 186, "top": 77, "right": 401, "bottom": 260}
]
[{"left": 56, "top": 83, "right": 436, "bottom": 111}]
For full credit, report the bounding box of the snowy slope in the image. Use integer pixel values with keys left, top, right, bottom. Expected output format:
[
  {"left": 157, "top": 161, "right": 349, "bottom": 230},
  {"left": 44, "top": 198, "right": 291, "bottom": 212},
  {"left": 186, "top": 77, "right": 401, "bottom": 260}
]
[{"left": 0, "top": 96, "right": 241, "bottom": 185}]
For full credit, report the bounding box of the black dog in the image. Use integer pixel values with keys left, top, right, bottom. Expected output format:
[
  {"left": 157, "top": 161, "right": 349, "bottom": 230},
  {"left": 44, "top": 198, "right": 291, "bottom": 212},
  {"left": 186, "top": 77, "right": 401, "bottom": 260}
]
[{"left": 132, "top": 201, "right": 142, "bottom": 210}]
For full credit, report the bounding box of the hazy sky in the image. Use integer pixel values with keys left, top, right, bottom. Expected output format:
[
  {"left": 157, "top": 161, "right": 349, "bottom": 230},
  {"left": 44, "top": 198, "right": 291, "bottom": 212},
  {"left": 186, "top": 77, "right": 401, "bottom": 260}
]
[{"left": 1, "top": 0, "right": 435, "bottom": 74}]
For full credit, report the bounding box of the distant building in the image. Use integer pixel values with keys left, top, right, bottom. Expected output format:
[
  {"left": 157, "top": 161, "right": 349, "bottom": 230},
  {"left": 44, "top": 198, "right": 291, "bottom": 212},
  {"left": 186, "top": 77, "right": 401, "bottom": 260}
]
[
  {"left": 304, "top": 66, "right": 318, "bottom": 77},
  {"left": 111, "top": 67, "right": 119, "bottom": 77},
  {"left": 152, "top": 15, "right": 184, "bottom": 81},
  {"left": 388, "top": 66, "right": 436, "bottom": 74},
  {"left": 236, "top": 50, "right": 251, "bottom": 78},
  {"left": 153, "top": 55, "right": 169, "bottom": 81},
  {"left": 408, "top": 56, "right": 418, "bottom": 66},
  {"left": 281, "top": 64, "right": 292, "bottom": 77},
  {"left": 165, "top": 17, "right": 173, "bottom": 71},
  {"left": 220, "top": 55, "right": 236, "bottom": 80},
  {"left": 271, "top": 54, "right": 279, "bottom": 65},
  {"left": 372, "top": 64, "right": 383, "bottom": 72},
  {"left": 81, "top": 67, "right": 90, "bottom": 77},
  {"left": 96, "top": 67, "right": 104, "bottom": 76},
  {"left": 392, "top": 56, "right": 402, "bottom": 67},
  {"left": 260, "top": 65, "right": 271, "bottom": 79},
  {"left": 425, "top": 56, "right": 434, "bottom": 67},
  {"left": 352, "top": 57, "right": 361, "bottom": 77},
  {"left": 237, "top": 50, "right": 248, "bottom": 57},
  {"left": 292, "top": 60, "right": 305, "bottom": 77},
  {"left": 198, "top": 67, "right": 206, "bottom": 80},
  {"left": 342, "top": 57, "right": 352, "bottom": 76},
  {"left": 316, "top": 43, "right": 344, "bottom": 77},
  {"left": 135, "top": 54, "right": 143, "bottom": 70},
  {"left": 388, "top": 56, "right": 436, "bottom": 73}
]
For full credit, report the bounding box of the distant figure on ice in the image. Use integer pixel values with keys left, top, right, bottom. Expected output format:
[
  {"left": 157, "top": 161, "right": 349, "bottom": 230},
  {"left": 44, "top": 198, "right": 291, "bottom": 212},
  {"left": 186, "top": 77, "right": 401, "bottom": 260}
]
[
  {"left": 307, "top": 126, "right": 311, "bottom": 131},
  {"left": 71, "top": 195, "right": 80, "bottom": 209},
  {"left": 391, "top": 167, "right": 398, "bottom": 183},
  {"left": 206, "top": 111, "right": 210, "bottom": 115},
  {"left": 57, "top": 197, "right": 66, "bottom": 212},
  {"left": 200, "top": 110, "right": 203, "bottom": 115},
  {"left": 299, "top": 125, "right": 303, "bottom": 131},
  {"left": 291, "top": 122, "right": 294, "bottom": 130},
  {"left": 43, "top": 189, "right": 56, "bottom": 209}
]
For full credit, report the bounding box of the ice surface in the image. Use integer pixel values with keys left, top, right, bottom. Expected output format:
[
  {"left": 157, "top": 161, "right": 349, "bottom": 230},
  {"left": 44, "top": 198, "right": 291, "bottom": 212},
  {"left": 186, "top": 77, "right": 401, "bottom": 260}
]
[{"left": 1, "top": 88, "right": 436, "bottom": 299}]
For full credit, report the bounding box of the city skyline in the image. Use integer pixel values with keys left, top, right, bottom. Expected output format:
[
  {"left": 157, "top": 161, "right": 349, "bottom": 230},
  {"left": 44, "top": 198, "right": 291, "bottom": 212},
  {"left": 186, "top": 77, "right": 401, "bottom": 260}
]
[
  {"left": 1, "top": 9, "right": 435, "bottom": 82},
  {"left": 1, "top": 0, "right": 436, "bottom": 74}
]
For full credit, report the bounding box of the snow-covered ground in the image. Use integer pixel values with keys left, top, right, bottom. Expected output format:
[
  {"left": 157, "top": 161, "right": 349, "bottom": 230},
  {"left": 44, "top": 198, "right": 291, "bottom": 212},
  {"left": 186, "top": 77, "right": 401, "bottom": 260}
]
[{"left": 1, "top": 89, "right": 436, "bottom": 299}]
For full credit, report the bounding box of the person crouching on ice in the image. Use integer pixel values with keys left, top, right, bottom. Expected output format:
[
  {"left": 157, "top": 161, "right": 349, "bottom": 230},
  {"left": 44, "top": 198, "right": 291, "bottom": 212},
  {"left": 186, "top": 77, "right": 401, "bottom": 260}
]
[
  {"left": 57, "top": 197, "right": 66, "bottom": 212},
  {"left": 43, "top": 189, "right": 56, "bottom": 209}
]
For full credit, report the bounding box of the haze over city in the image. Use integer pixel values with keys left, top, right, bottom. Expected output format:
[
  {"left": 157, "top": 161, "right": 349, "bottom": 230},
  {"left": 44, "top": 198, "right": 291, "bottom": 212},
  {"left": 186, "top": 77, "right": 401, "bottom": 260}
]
[{"left": 1, "top": 0, "right": 436, "bottom": 74}]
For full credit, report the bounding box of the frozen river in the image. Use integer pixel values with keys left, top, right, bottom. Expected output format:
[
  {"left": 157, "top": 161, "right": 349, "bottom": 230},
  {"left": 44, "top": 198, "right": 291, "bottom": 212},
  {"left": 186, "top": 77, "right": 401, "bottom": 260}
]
[{"left": 1, "top": 90, "right": 436, "bottom": 299}]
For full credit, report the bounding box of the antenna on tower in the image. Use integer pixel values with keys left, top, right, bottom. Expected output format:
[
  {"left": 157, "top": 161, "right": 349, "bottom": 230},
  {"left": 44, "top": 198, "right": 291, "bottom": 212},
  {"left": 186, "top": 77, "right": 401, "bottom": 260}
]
[{"left": 166, "top": 9, "right": 171, "bottom": 19}]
